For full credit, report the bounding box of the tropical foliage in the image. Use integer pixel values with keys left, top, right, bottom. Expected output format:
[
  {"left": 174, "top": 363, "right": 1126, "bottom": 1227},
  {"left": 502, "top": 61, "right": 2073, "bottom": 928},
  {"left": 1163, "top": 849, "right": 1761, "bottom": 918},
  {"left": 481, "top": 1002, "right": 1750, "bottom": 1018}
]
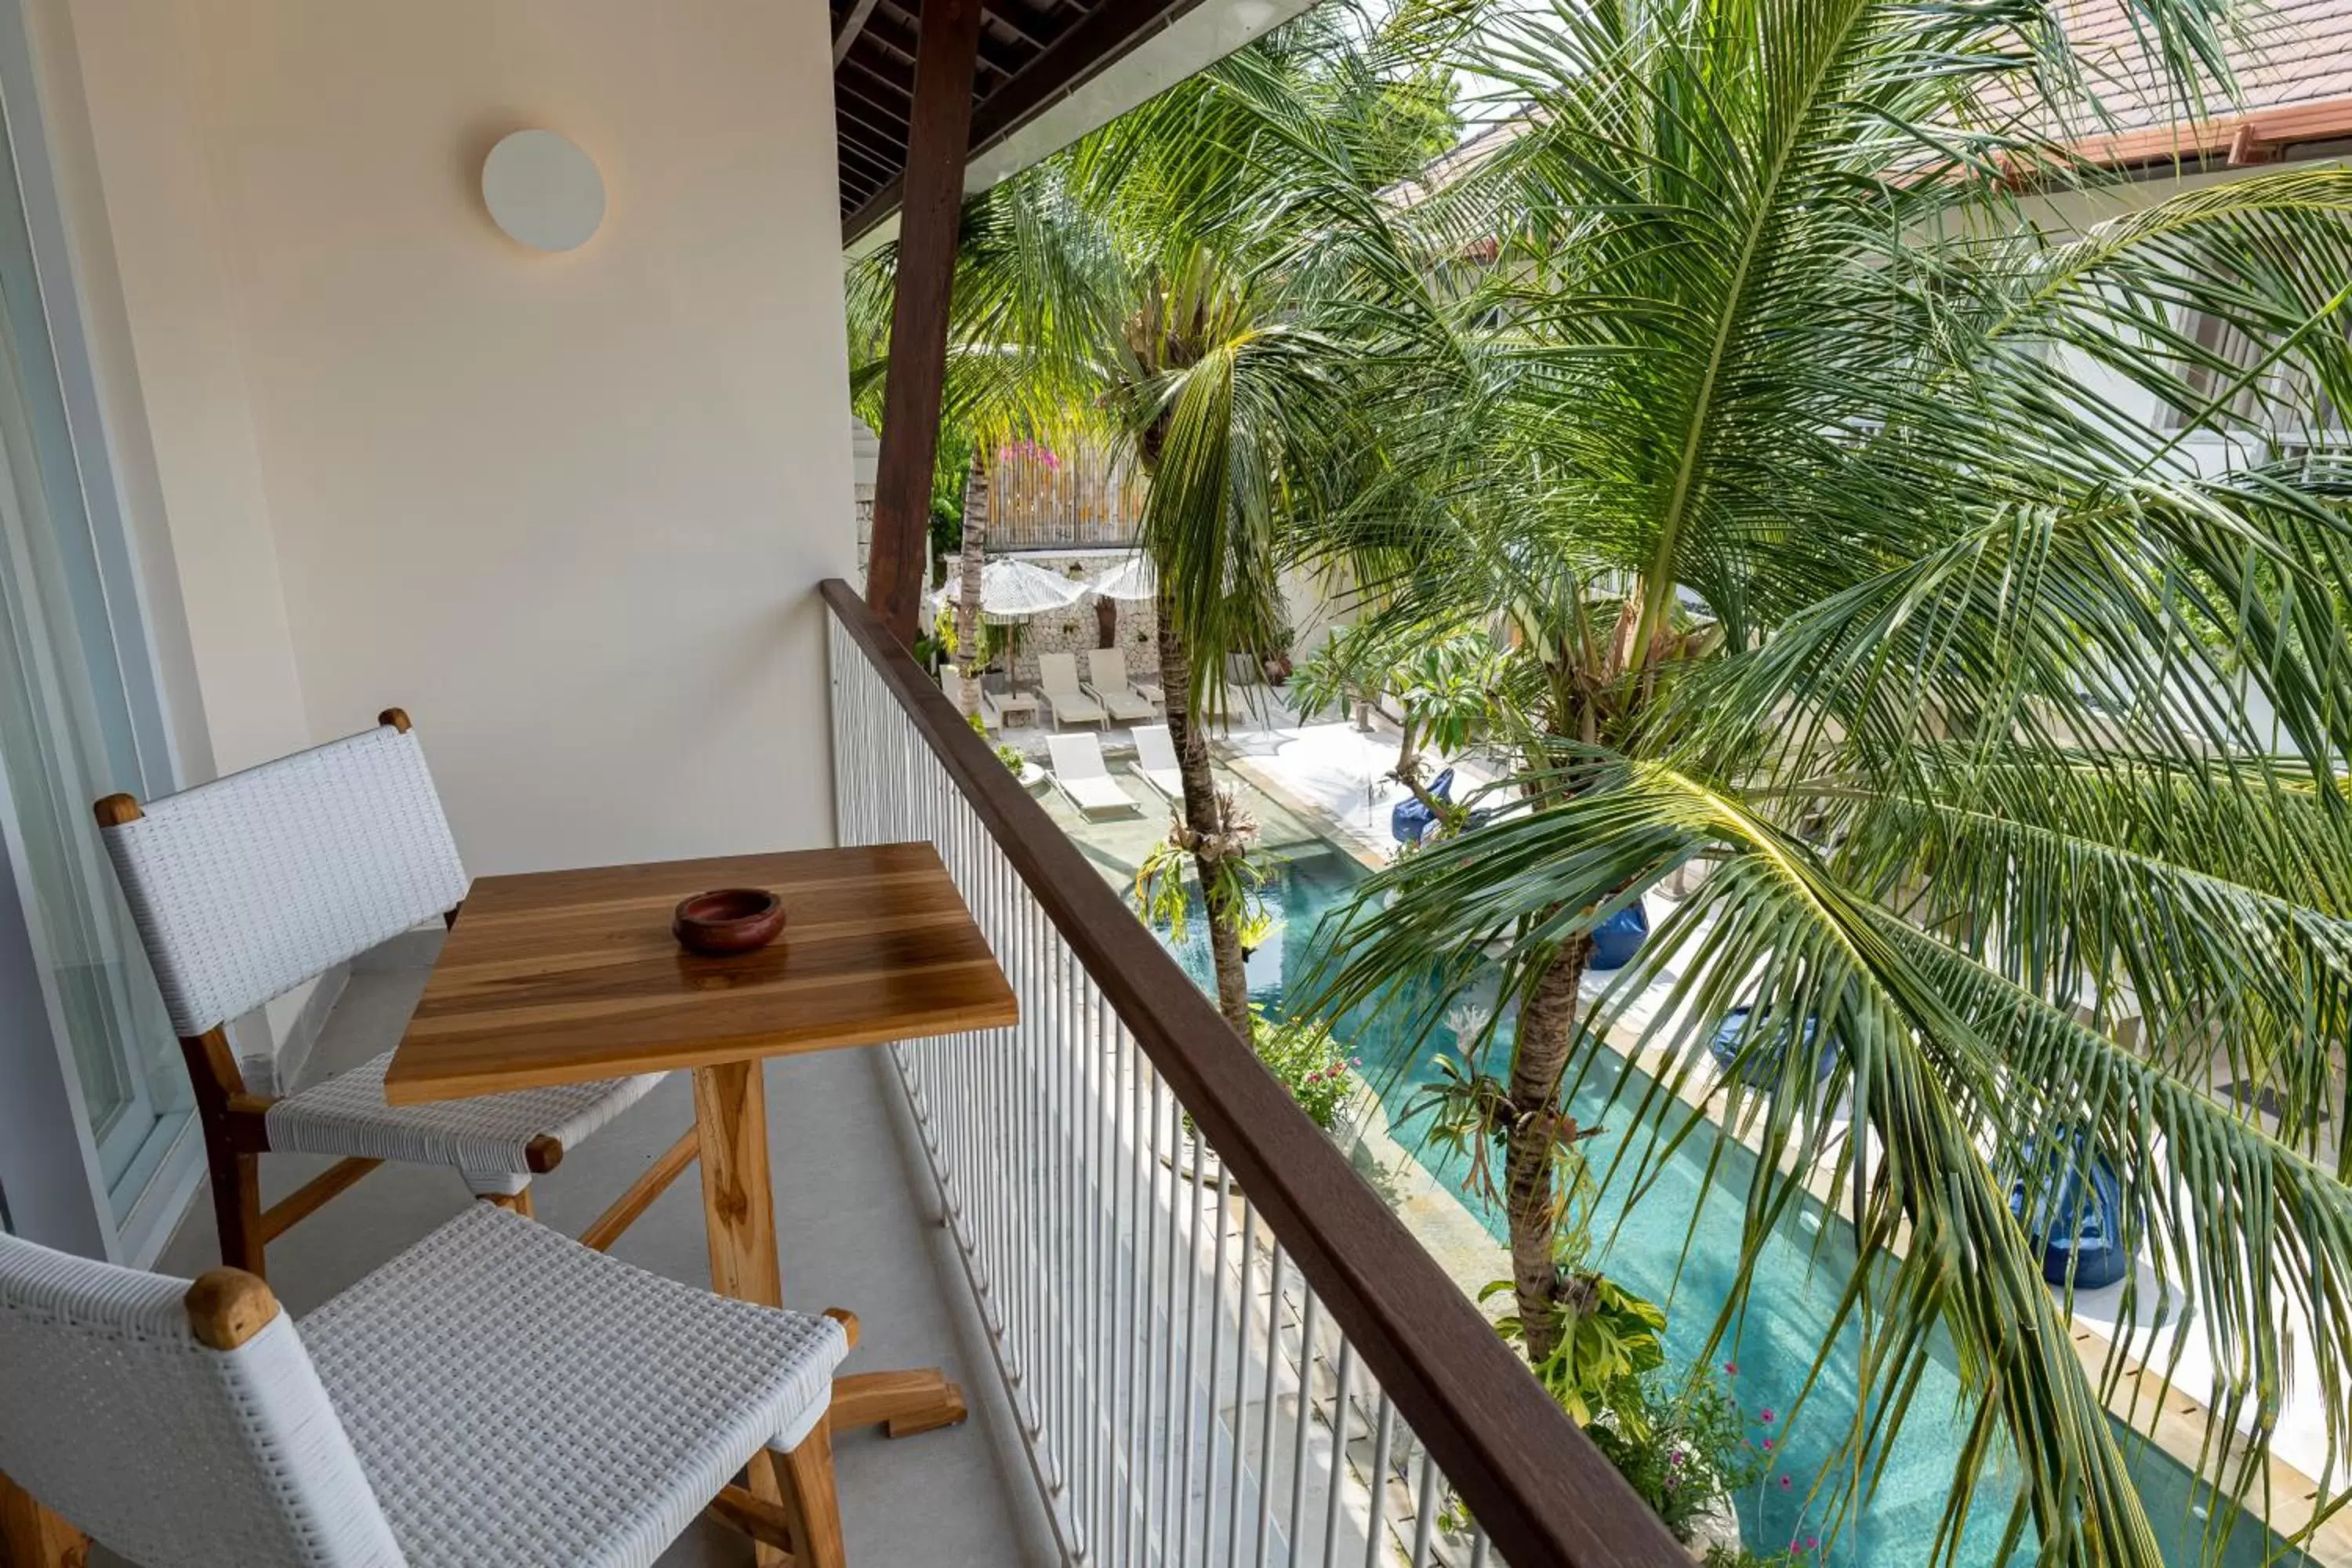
[
  {"left": 847, "top": 2, "right": 1465, "bottom": 1034},
  {"left": 1249, "top": 1007, "right": 1359, "bottom": 1130},
  {"left": 1592, "top": 1364, "right": 1769, "bottom": 1545},
  {"left": 1292, "top": 1, "right": 2352, "bottom": 1564},
  {"left": 851, "top": 0, "right": 2352, "bottom": 1559}
]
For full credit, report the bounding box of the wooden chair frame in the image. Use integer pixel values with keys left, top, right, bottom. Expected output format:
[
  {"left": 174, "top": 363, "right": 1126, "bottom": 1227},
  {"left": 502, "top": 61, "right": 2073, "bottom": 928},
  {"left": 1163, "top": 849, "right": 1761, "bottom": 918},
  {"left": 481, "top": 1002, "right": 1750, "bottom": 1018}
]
[
  {"left": 93, "top": 709, "right": 699, "bottom": 1283},
  {"left": 0, "top": 1259, "right": 851, "bottom": 1568}
]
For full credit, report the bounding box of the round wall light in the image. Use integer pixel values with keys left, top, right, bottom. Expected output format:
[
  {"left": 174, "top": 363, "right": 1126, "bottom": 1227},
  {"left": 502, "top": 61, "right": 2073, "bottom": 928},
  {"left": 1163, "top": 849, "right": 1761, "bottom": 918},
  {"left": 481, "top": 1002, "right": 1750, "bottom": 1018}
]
[{"left": 481, "top": 129, "right": 605, "bottom": 252}]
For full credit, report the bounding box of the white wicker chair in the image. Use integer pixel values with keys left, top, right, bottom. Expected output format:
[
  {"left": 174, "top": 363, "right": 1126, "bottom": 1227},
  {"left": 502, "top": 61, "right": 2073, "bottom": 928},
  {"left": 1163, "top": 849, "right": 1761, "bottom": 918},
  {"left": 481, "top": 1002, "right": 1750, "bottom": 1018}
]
[
  {"left": 0, "top": 1203, "right": 853, "bottom": 1568},
  {"left": 93, "top": 710, "right": 691, "bottom": 1280}
]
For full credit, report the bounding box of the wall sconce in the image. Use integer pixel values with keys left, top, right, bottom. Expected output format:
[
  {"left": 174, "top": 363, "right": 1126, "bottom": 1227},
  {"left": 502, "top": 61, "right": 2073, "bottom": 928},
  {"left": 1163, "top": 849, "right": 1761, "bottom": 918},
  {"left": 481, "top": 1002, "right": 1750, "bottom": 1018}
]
[{"left": 481, "top": 129, "right": 605, "bottom": 252}]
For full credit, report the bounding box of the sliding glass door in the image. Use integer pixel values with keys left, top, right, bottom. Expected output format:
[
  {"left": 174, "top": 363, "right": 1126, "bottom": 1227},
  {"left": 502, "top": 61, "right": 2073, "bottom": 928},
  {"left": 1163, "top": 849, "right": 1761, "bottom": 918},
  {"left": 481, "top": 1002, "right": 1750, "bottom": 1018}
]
[{"left": 0, "top": 0, "right": 193, "bottom": 1256}]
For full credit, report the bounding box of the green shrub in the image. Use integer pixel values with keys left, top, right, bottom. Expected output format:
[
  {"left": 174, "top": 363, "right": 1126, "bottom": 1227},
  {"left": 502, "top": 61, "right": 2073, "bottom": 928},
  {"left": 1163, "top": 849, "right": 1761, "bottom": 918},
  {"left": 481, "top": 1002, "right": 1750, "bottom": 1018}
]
[
  {"left": 1488, "top": 1271, "right": 1666, "bottom": 1427},
  {"left": 1250, "top": 1010, "right": 1357, "bottom": 1131},
  {"left": 1586, "top": 1364, "right": 1764, "bottom": 1544}
]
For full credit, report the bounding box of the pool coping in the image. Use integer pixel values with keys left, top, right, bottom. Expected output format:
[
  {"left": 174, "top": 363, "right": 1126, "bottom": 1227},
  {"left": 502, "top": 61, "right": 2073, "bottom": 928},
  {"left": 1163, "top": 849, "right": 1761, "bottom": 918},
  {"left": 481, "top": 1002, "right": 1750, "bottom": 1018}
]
[{"left": 1221, "top": 742, "right": 2352, "bottom": 1567}]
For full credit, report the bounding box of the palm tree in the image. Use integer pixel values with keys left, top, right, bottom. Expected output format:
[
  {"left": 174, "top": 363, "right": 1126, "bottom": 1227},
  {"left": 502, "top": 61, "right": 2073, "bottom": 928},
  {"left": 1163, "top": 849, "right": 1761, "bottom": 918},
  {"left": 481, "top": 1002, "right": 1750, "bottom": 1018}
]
[
  {"left": 1298, "top": 0, "right": 2352, "bottom": 1561},
  {"left": 848, "top": 4, "right": 1463, "bottom": 1036}
]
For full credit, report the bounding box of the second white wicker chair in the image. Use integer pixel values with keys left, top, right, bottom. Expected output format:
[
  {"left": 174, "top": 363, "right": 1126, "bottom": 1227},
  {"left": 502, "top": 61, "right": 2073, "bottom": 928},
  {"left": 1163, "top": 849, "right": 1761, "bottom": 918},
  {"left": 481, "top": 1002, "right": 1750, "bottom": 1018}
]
[
  {"left": 0, "top": 1203, "right": 854, "bottom": 1567},
  {"left": 93, "top": 709, "right": 692, "bottom": 1280}
]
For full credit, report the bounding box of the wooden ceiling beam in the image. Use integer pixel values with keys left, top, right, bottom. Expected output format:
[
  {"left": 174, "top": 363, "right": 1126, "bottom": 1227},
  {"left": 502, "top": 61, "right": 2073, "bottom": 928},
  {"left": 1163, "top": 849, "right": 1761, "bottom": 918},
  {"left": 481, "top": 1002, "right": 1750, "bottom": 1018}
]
[
  {"left": 833, "top": 0, "right": 887, "bottom": 64},
  {"left": 840, "top": 38, "right": 916, "bottom": 97},
  {"left": 861, "top": 7, "right": 1022, "bottom": 81},
  {"left": 837, "top": 0, "right": 1217, "bottom": 243},
  {"left": 837, "top": 75, "right": 915, "bottom": 136}
]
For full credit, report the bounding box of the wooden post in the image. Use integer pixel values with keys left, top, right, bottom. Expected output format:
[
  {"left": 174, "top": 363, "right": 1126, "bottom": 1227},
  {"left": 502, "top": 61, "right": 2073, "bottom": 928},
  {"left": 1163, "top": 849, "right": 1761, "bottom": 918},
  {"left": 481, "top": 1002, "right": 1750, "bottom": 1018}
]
[
  {"left": 0, "top": 1472, "right": 88, "bottom": 1568},
  {"left": 863, "top": 0, "right": 985, "bottom": 644}
]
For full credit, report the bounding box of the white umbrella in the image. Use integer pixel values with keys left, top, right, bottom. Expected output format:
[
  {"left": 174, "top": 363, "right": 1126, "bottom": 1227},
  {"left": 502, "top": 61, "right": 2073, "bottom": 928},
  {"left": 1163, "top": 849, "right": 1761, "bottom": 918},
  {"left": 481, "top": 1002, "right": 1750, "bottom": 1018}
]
[
  {"left": 932, "top": 557, "right": 1086, "bottom": 623},
  {"left": 1086, "top": 552, "right": 1156, "bottom": 602}
]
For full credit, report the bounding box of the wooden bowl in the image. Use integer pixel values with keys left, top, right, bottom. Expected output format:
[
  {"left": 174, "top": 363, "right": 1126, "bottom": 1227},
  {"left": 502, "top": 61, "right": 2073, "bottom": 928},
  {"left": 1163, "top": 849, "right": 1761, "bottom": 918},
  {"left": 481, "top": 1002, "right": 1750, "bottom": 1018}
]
[{"left": 672, "top": 887, "right": 785, "bottom": 956}]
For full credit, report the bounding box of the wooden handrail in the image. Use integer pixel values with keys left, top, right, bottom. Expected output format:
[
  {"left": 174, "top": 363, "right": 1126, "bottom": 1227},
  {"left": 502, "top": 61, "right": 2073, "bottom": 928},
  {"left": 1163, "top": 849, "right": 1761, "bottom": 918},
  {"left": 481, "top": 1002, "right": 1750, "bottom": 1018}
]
[{"left": 820, "top": 578, "right": 1684, "bottom": 1567}]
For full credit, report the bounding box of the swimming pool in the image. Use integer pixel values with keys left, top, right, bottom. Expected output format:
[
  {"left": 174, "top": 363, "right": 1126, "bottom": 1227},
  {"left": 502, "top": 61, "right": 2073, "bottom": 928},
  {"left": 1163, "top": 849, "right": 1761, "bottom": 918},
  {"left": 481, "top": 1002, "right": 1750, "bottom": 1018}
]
[{"left": 1153, "top": 841, "right": 2310, "bottom": 1568}]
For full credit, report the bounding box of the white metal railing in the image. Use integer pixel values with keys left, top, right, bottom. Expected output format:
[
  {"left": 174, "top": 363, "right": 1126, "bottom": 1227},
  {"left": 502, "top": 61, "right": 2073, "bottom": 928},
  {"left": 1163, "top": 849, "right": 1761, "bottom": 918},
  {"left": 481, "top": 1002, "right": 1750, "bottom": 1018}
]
[
  {"left": 833, "top": 625, "right": 1480, "bottom": 1566},
  {"left": 824, "top": 583, "right": 1683, "bottom": 1568}
]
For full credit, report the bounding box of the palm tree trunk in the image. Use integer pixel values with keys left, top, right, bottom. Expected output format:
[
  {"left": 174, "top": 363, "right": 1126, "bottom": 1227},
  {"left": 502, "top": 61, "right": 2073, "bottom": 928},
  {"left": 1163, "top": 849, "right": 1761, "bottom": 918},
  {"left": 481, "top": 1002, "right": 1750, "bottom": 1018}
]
[
  {"left": 1157, "top": 595, "right": 1253, "bottom": 1036},
  {"left": 1504, "top": 935, "right": 1592, "bottom": 1363},
  {"left": 953, "top": 450, "right": 988, "bottom": 720}
]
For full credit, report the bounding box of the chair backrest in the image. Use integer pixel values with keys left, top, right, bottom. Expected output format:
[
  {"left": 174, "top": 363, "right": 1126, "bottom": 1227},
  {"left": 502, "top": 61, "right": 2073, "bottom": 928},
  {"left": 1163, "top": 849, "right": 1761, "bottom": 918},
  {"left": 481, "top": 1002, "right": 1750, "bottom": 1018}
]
[
  {"left": 1046, "top": 732, "right": 1110, "bottom": 781},
  {"left": 1037, "top": 652, "right": 1083, "bottom": 694},
  {"left": 1132, "top": 723, "right": 1179, "bottom": 773},
  {"left": 98, "top": 719, "right": 470, "bottom": 1037},
  {"left": 1085, "top": 648, "right": 1131, "bottom": 691},
  {"left": 940, "top": 665, "right": 990, "bottom": 709},
  {"left": 0, "top": 1231, "right": 405, "bottom": 1567}
]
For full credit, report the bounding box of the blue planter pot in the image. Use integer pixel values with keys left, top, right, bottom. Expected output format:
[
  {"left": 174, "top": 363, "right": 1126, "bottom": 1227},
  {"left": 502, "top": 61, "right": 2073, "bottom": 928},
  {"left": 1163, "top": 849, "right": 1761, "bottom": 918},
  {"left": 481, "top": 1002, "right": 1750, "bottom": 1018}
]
[{"left": 1588, "top": 898, "right": 1649, "bottom": 971}]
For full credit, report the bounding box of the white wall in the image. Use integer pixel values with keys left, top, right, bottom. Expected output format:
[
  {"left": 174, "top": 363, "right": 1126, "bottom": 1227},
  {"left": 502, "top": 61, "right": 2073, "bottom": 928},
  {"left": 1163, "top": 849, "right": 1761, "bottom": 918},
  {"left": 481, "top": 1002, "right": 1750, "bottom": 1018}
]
[{"left": 44, "top": 0, "right": 857, "bottom": 875}]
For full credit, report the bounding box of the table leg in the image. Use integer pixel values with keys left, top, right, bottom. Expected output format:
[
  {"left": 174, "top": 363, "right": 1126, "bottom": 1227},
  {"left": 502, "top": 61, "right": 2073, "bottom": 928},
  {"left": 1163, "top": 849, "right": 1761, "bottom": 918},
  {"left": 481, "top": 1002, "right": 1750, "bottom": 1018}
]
[
  {"left": 693, "top": 1062, "right": 789, "bottom": 1568},
  {"left": 689, "top": 1058, "right": 969, "bottom": 1567},
  {"left": 693, "top": 1061, "right": 780, "bottom": 1307}
]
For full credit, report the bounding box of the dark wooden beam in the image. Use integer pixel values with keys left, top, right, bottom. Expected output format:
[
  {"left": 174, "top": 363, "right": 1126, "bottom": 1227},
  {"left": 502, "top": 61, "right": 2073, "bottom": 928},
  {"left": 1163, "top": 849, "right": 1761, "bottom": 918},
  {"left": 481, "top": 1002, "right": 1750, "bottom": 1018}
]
[
  {"left": 833, "top": 0, "right": 886, "bottom": 64},
  {"left": 840, "top": 38, "right": 916, "bottom": 99},
  {"left": 840, "top": 0, "right": 1214, "bottom": 244},
  {"left": 836, "top": 105, "right": 909, "bottom": 166},
  {"left": 864, "top": 0, "right": 985, "bottom": 643},
  {"left": 965, "top": 0, "right": 1202, "bottom": 151},
  {"left": 859, "top": 7, "right": 1022, "bottom": 82}
]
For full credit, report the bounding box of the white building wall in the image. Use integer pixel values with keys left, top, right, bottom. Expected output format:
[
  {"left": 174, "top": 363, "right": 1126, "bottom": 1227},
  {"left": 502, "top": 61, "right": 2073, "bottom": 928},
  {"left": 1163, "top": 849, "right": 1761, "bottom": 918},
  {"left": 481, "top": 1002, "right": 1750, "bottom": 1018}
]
[{"left": 37, "top": 0, "right": 858, "bottom": 877}]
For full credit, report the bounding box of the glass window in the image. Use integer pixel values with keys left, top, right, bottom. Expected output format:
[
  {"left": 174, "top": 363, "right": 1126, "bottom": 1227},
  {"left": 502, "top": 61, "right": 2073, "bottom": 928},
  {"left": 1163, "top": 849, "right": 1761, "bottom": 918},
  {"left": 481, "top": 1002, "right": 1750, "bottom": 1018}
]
[{"left": 0, "top": 118, "right": 187, "bottom": 1212}]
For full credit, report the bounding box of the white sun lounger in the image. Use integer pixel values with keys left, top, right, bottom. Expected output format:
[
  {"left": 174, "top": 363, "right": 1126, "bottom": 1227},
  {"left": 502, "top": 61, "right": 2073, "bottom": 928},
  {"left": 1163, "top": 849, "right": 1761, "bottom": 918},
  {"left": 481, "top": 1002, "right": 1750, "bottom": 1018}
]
[
  {"left": 1046, "top": 732, "right": 1142, "bottom": 815},
  {"left": 1130, "top": 723, "right": 1188, "bottom": 801},
  {"left": 1083, "top": 648, "right": 1157, "bottom": 722},
  {"left": 938, "top": 664, "right": 1000, "bottom": 729},
  {"left": 1037, "top": 652, "right": 1108, "bottom": 728}
]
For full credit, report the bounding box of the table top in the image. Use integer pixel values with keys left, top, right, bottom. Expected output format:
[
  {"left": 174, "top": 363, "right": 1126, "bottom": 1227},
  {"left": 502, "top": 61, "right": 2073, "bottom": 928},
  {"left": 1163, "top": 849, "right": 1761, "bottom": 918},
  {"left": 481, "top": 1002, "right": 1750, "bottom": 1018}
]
[{"left": 383, "top": 841, "right": 1018, "bottom": 1104}]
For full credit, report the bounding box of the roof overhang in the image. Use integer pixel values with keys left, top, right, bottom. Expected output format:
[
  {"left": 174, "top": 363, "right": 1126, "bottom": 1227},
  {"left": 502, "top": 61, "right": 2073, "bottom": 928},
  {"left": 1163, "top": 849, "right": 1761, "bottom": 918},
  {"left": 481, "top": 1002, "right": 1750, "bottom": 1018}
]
[
  {"left": 838, "top": 0, "right": 1316, "bottom": 253},
  {"left": 2058, "top": 93, "right": 2352, "bottom": 172}
]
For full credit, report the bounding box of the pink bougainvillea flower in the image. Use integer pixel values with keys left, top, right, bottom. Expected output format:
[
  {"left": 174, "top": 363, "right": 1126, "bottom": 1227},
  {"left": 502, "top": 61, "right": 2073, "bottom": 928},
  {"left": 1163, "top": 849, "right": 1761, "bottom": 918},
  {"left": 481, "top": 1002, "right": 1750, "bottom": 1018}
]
[
  {"left": 1779, "top": 1475, "right": 1794, "bottom": 1490},
  {"left": 1804, "top": 1537, "right": 1819, "bottom": 1551},
  {"left": 1723, "top": 1362, "right": 1737, "bottom": 1376},
  {"left": 1762, "top": 1439, "right": 1774, "bottom": 1452},
  {"left": 1759, "top": 1408, "right": 1776, "bottom": 1423}
]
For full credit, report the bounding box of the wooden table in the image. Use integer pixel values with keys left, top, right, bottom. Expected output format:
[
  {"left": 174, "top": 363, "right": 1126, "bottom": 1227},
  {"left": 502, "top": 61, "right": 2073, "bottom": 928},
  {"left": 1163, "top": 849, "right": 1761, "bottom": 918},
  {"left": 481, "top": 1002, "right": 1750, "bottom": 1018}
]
[{"left": 385, "top": 840, "right": 1018, "bottom": 1561}]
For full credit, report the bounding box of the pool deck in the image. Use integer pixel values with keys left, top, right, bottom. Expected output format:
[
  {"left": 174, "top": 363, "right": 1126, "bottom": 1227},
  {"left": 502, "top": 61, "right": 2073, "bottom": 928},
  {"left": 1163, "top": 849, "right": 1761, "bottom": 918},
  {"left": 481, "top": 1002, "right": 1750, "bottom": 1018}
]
[{"left": 1158, "top": 713, "right": 2351, "bottom": 1566}]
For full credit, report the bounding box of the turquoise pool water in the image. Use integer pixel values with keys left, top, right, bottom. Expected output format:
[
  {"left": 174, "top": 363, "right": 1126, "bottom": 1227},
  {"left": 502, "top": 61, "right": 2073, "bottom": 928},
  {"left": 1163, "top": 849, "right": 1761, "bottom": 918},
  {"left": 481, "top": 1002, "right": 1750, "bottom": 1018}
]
[{"left": 1155, "top": 842, "right": 2309, "bottom": 1568}]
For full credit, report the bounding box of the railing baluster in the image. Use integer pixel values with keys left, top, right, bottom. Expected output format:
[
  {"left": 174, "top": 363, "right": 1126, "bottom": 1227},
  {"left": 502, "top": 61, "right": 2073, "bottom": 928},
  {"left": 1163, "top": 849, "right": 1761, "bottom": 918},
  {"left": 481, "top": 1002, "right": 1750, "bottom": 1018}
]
[
  {"left": 1410, "top": 1444, "right": 1440, "bottom": 1568},
  {"left": 826, "top": 583, "right": 1682, "bottom": 1568},
  {"left": 1322, "top": 1345, "right": 1355, "bottom": 1568},
  {"left": 1364, "top": 1396, "right": 1396, "bottom": 1568},
  {"left": 1255, "top": 1243, "right": 1285, "bottom": 1568},
  {"left": 1225, "top": 1203, "right": 1259, "bottom": 1566},
  {"left": 1287, "top": 1285, "right": 1321, "bottom": 1567}
]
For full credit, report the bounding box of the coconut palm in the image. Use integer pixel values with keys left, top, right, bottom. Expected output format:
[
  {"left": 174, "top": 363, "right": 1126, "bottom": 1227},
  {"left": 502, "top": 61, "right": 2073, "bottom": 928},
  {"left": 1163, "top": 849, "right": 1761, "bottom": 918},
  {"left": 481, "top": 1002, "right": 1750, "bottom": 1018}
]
[
  {"left": 1295, "top": 0, "right": 2352, "bottom": 1561},
  {"left": 848, "top": 2, "right": 1464, "bottom": 1035}
]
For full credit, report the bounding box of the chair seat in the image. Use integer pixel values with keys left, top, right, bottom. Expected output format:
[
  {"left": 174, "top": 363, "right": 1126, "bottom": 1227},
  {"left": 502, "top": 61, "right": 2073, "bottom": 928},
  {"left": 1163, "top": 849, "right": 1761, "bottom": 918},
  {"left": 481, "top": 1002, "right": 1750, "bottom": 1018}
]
[
  {"left": 300, "top": 1204, "right": 848, "bottom": 1568},
  {"left": 267, "top": 1049, "right": 663, "bottom": 1179}
]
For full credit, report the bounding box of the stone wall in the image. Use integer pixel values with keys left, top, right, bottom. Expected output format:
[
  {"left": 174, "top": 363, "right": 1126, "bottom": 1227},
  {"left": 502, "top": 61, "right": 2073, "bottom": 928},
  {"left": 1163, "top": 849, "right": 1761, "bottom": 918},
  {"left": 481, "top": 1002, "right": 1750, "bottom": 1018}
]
[{"left": 973, "top": 550, "right": 1162, "bottom": 687}]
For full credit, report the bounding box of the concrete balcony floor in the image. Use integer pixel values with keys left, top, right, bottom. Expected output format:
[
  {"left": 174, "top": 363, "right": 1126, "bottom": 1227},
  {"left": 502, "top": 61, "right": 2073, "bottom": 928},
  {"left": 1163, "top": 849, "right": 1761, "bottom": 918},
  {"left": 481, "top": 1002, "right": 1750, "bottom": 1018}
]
[{"left": 106, "top": 935, "right": 1056, "bottom": 1568}]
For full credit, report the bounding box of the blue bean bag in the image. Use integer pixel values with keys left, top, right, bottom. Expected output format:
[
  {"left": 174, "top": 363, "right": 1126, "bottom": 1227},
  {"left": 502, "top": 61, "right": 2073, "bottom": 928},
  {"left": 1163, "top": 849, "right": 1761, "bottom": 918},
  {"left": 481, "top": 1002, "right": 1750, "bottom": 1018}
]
[
  {"left": 1390, "top": 767, "right": 1457, "bottom": 844},
  {"left": 1588, "top": 898, "right": 1650, "bottom": 971},
  {"left": 1706, "top": 1006, "right": 1835, "bottom": 1087},
  {"left": 2009, "top": 1131, "right": 2130, "bottom": 1289}
]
